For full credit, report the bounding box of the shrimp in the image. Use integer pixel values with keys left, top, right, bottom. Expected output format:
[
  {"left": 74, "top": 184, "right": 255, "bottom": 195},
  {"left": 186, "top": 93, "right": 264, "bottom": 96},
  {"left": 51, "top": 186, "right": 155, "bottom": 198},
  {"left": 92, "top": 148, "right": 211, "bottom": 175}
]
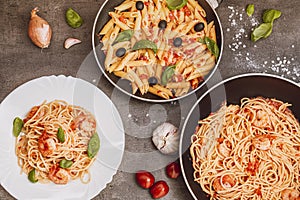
[
  {"left": 213, "top": 175, "right": 236, "bottom": 192},
  {"left": 217, "top": 142, "right": 230, "bottom": 157},
  {"left": 48, "top": 165, "right": 69, "bottom": 184},
  {"left": 74, "top": 113, "right": 96, "bottom": 134},
  {"left": 38, "top": 132, "right": 56, "bottom": 157},
  {"left": 252, "top": 135, "right": 274, "bottom": 151},
  {"left": 281, "top": 189, "right": 300, "bottom": 200}
]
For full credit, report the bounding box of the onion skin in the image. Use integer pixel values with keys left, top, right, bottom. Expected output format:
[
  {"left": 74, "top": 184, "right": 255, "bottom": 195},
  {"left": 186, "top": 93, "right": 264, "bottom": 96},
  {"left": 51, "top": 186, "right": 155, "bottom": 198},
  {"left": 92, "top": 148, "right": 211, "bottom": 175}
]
[{"left": 28, "top": 7, "right": 52, "bottom": 48}]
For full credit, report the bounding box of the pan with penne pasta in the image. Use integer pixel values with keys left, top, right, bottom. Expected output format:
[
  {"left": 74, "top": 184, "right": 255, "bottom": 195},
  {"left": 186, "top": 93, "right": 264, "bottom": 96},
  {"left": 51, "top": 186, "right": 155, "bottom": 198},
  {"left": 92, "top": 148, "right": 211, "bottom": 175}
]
[{"left": 92, "top": 0, "right": 223, "bottom": 102}]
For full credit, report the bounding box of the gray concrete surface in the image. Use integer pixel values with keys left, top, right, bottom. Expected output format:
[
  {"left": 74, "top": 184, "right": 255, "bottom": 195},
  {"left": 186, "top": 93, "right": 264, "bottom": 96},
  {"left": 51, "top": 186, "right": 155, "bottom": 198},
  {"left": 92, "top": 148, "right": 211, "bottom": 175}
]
[{"left": 0, "top": 0, "right": 299, "bottom": 199}]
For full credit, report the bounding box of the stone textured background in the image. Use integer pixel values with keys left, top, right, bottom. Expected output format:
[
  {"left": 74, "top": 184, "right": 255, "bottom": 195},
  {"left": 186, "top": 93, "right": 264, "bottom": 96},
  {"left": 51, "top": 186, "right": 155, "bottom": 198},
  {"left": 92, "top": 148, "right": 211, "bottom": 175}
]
[{"left": 0, "top": 0, "right": 299, "bottom": 199}]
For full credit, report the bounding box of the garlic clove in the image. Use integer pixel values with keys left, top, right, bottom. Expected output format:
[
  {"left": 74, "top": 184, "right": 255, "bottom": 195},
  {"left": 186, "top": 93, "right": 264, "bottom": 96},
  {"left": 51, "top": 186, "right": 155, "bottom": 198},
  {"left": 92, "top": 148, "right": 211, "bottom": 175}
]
[
  {"left": 28, "top": 7, "right": 52, "bottom": 49},
  {"left": 152, "top": 122, "right": 179, "bottom": 155},
  {"left": 64, "top": 37, "right": 82, "bottom": 49}
]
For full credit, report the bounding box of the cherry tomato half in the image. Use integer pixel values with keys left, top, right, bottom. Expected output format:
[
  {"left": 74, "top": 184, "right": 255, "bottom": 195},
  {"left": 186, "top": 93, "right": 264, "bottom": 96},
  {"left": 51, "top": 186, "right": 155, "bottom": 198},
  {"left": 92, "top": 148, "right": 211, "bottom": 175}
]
[
  {"left": 135, "top": 170, "right": 155, "bottom": 189},
  {"left": 150, "top": 180, "right": 169, "bottom": 199},
  {"left": 166, "top": 162, "right": 181, "bottom": 179}
]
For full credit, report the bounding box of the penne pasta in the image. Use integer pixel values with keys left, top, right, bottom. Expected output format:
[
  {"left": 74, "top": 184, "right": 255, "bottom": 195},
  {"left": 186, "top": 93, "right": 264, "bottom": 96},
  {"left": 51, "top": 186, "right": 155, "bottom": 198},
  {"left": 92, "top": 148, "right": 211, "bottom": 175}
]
[
  {"left": 148, "top": 86, "right": 170, "bottom": 99},
  {"left": 97, "top": 0, "right": 219, "bottom": 99}
]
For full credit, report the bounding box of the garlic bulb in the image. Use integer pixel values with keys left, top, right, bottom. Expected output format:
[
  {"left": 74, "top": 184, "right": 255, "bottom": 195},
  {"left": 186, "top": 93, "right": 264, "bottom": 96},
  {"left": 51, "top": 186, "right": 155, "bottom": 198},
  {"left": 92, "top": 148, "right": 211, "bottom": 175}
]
[
  {"left": 152, "top": 122, "right": 179, "bottom": 155},
  {"left": 28, "top": 7, "right": 52, "bottom": 48},
  {"left": 64, "top": 38, "right": 81, "bottom": 49}
]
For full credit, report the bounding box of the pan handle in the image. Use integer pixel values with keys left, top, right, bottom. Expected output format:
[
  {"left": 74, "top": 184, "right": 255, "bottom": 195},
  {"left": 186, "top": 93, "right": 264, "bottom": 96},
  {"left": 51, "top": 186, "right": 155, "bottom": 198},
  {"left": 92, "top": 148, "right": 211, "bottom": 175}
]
[{"left": 206, "top": 0, "right": 222, "bottom": 9}]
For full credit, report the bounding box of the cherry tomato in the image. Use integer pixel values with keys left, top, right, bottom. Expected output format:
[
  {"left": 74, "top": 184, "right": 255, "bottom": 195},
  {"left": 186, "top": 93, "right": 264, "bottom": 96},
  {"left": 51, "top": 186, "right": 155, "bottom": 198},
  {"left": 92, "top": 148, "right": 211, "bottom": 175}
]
[
  {"left": 166, "top": 162, "right": 181, "bottom": 179},
  {"left": 150, "top": 180, "right": 169, "bottom": 199},
  {"left": 135, "top": 170, "right": 155, "bottom": 189}
]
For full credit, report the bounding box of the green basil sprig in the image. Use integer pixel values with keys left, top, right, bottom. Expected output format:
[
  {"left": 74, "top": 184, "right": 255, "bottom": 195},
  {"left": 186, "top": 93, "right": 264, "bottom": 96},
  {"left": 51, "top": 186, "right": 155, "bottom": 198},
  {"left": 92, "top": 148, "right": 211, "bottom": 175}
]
[
  {"left": 66, "top": 8, "right": 83, "bottom": 28},
  {"left": 166, "top": 0, "right": 188, "bottom": 10},
  {"left": 132, "top": 39, "right": 158, "bottom": 53},
  {"left": 114, "top": 30, "right": 134, "bottom": 44},
  {"left": 161, "top": 65, "right": 176, "bottom": 86},
  {"left": 28, "top": 169, "right": 38, "bottom": 183},
  {"left": 87, "top": 133, "right": 100, "bottom": 158},
  {"left": 199, "top": 37, "right": 220, "bottom": 59},
  {"left": 263, "top": 9, "right": 281, "bottom": 23},
  {"left": 13, "top": 117, "right": 24, "bottom": 137},
  {"left": 246, "top": 4, "right": 255, "bottom": 16},
  {"left": 59, "top": 159, "right": 73, "bottom": 169},
  {"left": 251, "top": 9, "right": 281, "bottom": 42},
  {"left": 57, "top": 127, "right": 65, "bottom": 143},
  {"left": 251, "top": 23, "right": 273, "bottom": 42}
]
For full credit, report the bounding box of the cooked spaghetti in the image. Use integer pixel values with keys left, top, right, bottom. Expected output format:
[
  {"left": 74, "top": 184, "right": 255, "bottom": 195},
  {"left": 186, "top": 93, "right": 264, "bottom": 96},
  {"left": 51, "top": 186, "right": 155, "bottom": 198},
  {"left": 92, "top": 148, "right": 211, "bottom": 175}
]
[
  {"left": 190, "top": 97, "right": 300, "bottom": 200},
  {"left": 15, "top": 100, "right": 99, "bottom": 184}
]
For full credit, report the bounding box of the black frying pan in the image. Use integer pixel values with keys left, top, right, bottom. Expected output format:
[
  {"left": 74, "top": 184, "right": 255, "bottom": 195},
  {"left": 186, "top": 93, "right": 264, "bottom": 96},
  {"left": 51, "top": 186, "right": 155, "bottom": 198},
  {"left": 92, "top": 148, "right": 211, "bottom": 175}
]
[
  {"left": 92, "top": 0, "right": 223, "bottom": 103},
  {"left": 179, "top": 73, "right": 300, "bottom": 199}
]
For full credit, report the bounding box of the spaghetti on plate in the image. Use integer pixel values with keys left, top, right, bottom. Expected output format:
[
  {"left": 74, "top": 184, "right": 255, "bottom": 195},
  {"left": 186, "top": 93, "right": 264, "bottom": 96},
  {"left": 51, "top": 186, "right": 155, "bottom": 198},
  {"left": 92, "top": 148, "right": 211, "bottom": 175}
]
[{"left": 15, "top": 100, "right": 100, "bottom": 184}]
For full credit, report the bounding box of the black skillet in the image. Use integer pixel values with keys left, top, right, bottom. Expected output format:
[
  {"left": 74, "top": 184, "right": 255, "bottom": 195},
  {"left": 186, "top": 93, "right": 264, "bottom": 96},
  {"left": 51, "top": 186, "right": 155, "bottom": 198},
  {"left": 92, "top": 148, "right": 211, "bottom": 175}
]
[
  {"left": 179, "top": 73, "right": 300, "bottom": 199},
  {"left": 92, "top": 0, "right": 223, "bottom": 103}
]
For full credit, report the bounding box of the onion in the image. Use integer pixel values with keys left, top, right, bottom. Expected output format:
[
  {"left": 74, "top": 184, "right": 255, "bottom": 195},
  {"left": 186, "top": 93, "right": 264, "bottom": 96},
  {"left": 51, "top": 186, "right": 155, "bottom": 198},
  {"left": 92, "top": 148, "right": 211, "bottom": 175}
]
[{"left": 28, "top": 7, "right": 52, "bottom": 48}]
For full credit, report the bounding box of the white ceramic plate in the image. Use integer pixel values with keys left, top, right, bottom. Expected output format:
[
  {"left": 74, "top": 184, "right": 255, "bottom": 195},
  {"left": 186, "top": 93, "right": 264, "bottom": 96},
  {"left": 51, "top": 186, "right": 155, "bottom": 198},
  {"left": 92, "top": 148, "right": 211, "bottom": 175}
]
[{"left": 0, "top": 75, "right": 125, "bottom": 200}]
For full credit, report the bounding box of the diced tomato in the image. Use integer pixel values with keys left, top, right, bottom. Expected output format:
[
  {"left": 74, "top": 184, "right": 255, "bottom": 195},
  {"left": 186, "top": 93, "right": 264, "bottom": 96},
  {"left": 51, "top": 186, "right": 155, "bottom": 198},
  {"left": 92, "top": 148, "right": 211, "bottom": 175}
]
[
  {"left": 176, "top": 74, "right": 183, "bottom": 82},
  {"left": 139, "top": 56, "right": 148, "bottom": 61},
  {"left": 139, "top": 74, "right": 148, "bottom": 80},
  {"left": 119, "top": 16, "right": 126, "bottom": 23},
  {"left": 163, "top": 57, "right": 169, "bottom": 65},
  {"left": 246, "top": 160, "right": 260, "bottom": 176},
  {"left": 217, "top": 138, "right": 224, "bottom": 143},
  {"left": 254, "top": 188, "right": 262, "bottom": 197},
  {"left": 169, "top": 11, "right": 175, "bottom": 21},
  {"left": 144, "top": 2, "right": 150, "bottom": 6},
  {"left": 183, "top": 6, "right": 191, "bottom": 16}
]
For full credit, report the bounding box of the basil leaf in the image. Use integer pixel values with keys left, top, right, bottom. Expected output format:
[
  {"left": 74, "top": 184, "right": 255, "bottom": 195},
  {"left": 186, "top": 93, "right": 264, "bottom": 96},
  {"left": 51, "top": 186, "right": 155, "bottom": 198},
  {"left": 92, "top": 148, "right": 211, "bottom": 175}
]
[
  {"left": 87, "top": 133, "right": 100, "bottom": 158},
  {"left": 200, "top": 37, "right": 219, "bottom": 59},
  {"left": 114, "top": 30, "right": 134, "bottom": 44},
  {"left": 166, "top": 0, "right": 188, "bottom": 10},
  {"left": 251, "top": 23, "right": 273, "bottom": 42},
  {"left": 57, "top": 127, "right": 65, "bottom": 143},
  {"left": 161, "top": 65, "right": 176, "bottom": 86},
  {"left": 28, "top": 169, "right": 38, "bottom": 183},
  {"left": 66, "top": 8, "right": 83, "bottom": 29},
  {"left": 13, "top": 117, "right": 24, "bottom": 137},
  {"left": 59, "top": 159, "right": 73, "bottom": 169},
  {"left": 246, "top": 4, "right": 255, "bottom": 17},
  {"left": 132, "top": 39, "right": 157, "bottom": 53},
  {"left": 263, "top": 9, "right": 281, "bottom": 23}
]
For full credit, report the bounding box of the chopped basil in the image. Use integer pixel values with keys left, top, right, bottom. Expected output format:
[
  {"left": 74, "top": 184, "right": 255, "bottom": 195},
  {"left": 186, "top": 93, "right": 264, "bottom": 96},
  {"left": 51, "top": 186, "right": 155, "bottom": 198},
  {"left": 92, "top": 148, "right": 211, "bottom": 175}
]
[
  {"left": 199, "top": 37, "right": 220, "bottom": 59},
  {"left": 132, "top": 39, "right": 157, "bottom": 53},
  {"left": 114, "top": 30, "right": 134, "bottom": 44},
  {"left": 13, "top": 117, "right": 23, "bottom": 137},
  {"left": 59, "top": 159, "right": 73, "bottom": 169},
  {"left": 161, "top": 65, "right": 176, "bottom": 86},
  {"left": 87, "top": 133, "right": 100, "bottom": 158},
  {"left": 28, "top": 169, "right": 38, "bottom": 183},
  {"left": 166, "top": 0, "right": 188, "bottom": 10},
  {"left": 57, "top": 127, "right": 65, "bottom": 143}
]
